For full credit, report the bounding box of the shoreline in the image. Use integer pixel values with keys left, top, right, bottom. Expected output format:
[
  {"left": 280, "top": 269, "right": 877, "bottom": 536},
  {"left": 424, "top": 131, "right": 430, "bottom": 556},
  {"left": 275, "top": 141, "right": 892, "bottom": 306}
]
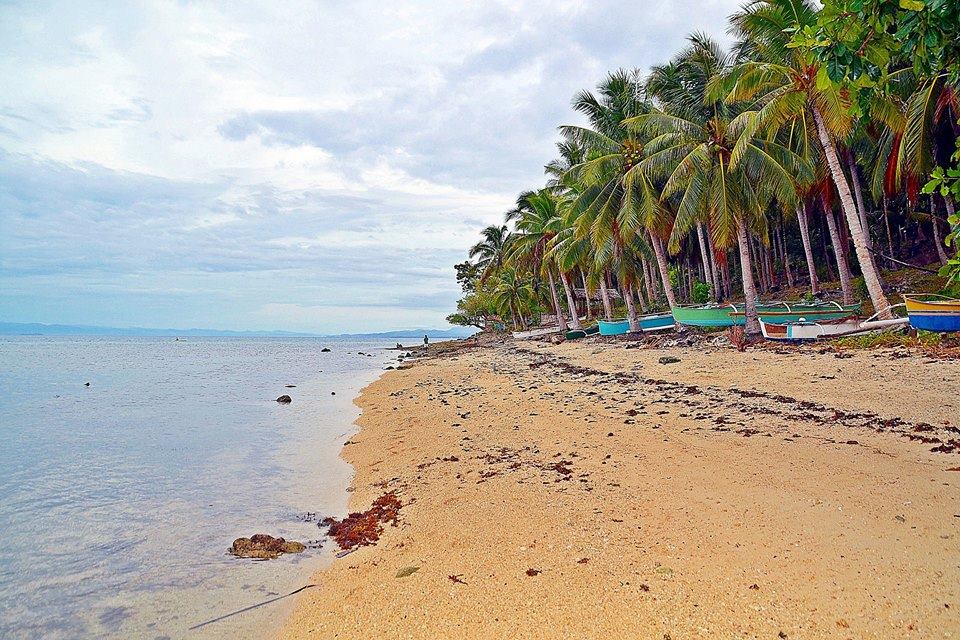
[{"left": 278, "top": 337, "right": 959, "bottom": 638}]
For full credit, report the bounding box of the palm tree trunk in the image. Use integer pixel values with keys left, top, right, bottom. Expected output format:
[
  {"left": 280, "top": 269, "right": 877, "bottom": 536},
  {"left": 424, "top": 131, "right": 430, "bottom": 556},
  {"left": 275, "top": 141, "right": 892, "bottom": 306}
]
[
  {"left": 706, "top": 231, "right": 721, "bottom": 299},
  {"left": 641, "top": 257, "right": 656, "bottom": 302},
  {"left": 696, "top": 223, "right": 715, "bottom": 300},
  {"left": 580, "top": 272, "right": 592, "bottom": 320},
  {"left": 599, "top": 271, "right": 614, "bottom": 320},
  {"left": 649, "top": 233, "right": 678, "bottom": 311},
  {"left": 882, "top": 196, "right": 895, "bottom": 267},
  {"left": 752, "top": 235, "right": 768, "bottom": 293},
  {"left": 931, "top": 198, "right": 950, "bottom": 266},
  {"left": 779, "top": 223, "right": 795, "bottom": 288},
  {"left": 736, "top": 222, "right": 760, "bottom": 335},
  {"left": 845, "top": 148, "right": 872, "bottom": 250},
  {"left": 765, "top": 240, "right": 777, "bottom": 289},
  {"left": 636, "top": 284, "right": 649, "bottom": 313},
  {"left": 821, "top": 195, "right": 854, "bottom": 304},
  {"left": 546, "top": 268, "right": 568, "bottom": 332},
  {"left": 721, "top": 253, "right": 733, "bottom": 298},
  {"left": 796, "top": 202, "right": 819, "bottom": 295},
  {"left": 812, "top": 107, "right": 891, "bottom": 317},
  {"left": 624, "top": 283, "right": 640, "bottom": 332},
  {"left": 560, "top": 271, "right": 583, "bottom": 330}
]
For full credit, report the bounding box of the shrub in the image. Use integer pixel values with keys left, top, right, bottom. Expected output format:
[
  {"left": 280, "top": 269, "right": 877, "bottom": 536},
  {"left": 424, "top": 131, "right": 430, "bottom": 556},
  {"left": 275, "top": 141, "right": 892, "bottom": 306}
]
[{"left": 692, "top": 281, "right": 710, "bottom": 304}]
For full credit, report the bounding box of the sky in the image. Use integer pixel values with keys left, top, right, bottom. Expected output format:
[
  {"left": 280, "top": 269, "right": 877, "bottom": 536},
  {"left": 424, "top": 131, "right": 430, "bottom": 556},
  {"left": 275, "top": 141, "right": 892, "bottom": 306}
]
[{"left": 0, "top": 0, "right": 741, "bottom": 333}]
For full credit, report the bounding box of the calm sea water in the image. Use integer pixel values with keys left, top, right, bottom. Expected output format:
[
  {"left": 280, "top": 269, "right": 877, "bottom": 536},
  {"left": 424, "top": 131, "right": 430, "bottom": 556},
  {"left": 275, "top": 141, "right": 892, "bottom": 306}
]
[{"left": 0, "top": 336, "right": 407, "bottom": 639}]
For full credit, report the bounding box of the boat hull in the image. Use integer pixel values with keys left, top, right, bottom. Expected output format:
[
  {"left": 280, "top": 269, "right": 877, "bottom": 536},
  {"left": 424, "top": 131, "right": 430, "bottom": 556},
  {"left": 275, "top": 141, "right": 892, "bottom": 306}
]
[
  {"left": 674, "top": 303, "right": 862, "bottom": 328},
  {"left": 639, "top": 313, "right": 675, "bottom": 332},
  {"left": 598, "top": 313, "right": 675, "bottom": 335},
  {"left": 598, "top": 319, "right": 630, "bottom": 336},
  {"left": 760, "top": 317, "right": 861, "bottom": 341},
  {"left": 905, "top": 295, "right": 960, "bottom": 332}
]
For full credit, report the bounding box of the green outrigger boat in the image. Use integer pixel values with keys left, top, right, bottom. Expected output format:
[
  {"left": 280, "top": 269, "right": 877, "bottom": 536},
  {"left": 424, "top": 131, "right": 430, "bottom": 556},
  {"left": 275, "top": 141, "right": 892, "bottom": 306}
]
[{"left": 672, "top": 301, "right": 862, "bottom": 328}]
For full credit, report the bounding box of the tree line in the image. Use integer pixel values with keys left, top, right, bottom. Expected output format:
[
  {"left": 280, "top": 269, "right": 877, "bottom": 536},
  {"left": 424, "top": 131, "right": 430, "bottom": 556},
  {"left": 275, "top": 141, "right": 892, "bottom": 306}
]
[{"left": 448, "top": 0, "right": 959, "bottom": 334}]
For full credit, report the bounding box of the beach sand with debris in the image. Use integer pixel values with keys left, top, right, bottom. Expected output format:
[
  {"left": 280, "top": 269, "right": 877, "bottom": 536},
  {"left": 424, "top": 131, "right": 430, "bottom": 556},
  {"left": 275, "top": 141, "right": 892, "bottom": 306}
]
[{"left": 278, "top": 338, "right": 960, "bottom": 639}]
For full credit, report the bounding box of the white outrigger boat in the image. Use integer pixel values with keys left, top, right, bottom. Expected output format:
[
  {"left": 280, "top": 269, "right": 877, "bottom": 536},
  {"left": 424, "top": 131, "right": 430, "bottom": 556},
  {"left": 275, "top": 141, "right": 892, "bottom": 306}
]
[
  {"left": 759, "top": 305, "right": 909, "bottom": 341},
  {"left": 512, "top": 326, "right": 563, "bottom": 340}
]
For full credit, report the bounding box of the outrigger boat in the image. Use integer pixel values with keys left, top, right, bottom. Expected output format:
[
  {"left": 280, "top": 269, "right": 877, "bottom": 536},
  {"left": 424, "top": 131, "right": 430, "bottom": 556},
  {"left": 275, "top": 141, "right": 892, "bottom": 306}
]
[
  {"left": 673, "top": 301, "right": 862, "bottom": 328},
  {"left": 759, "top": 305, "right": 909, "bottom": 341},
  {"left": 598, "top": 312, "right": 675, "bottom": 336},
  {"left": 565, "top": 324, "right": 600, "bottom": 340},
  {"left": 512, "top": 326, "right": 562, "bottom": 340},
  {"left": 904, "top": 294, "right": 960, "bottom": 332}
]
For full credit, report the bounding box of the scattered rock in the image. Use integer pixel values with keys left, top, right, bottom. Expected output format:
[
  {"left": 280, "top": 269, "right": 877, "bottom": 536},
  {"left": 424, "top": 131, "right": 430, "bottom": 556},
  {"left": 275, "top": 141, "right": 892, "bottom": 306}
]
[
  {"left": 395, "top": 565, "right": 419, "bottom": 578},
  {"left": 525, "top": 568, "right": 541, "bottom": 576},
  {"left": 84, "top": 382, "right": 91, "bottom": 387},
  {"left": 229, "top": 534, "right": 305, "bottom": 559},
  {"left": 658, "top": 356, "right": 681, "bottom": 365},
  {"left": 276, "top": 395, "right": 292, "bottom": 404},
  {"left": 321, "top": 348, "right": 331, "bottom": 352},
  {"left": 285, "top": 384, "right": 296, "bottom": 388}
]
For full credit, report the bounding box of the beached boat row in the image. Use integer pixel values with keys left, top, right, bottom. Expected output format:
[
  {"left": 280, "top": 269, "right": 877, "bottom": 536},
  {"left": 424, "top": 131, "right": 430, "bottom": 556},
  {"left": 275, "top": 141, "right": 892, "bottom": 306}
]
[{"left": 511, "top": 294, "right": 960, "bottom": 341}]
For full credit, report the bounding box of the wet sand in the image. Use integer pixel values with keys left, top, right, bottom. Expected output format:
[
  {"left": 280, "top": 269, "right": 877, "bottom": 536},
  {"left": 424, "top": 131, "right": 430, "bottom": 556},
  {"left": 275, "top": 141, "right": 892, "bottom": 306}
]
[{"left": 278, "top": 339, "right": 960, "bottom": 639}]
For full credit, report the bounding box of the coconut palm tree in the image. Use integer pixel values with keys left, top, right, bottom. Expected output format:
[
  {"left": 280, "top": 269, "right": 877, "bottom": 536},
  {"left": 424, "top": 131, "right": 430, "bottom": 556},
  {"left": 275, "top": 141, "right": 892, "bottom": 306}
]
[
  {"left": 469, "top": 224, "right": 511, "bottom": 282},
  {"left": 634, "top": 34, "right": 812, "bottom": 333},
  {"left": 560, "top": 70, "right": 675, "bottom": 329},
  {"left": 719, "top": 0, "right": 894, "bottom": 316},
  {"left": 507, "top": 189, "right": 581, "bottom": 331},
  {"left": 492, "top": 267, "right": 535, "bottom": 330}
]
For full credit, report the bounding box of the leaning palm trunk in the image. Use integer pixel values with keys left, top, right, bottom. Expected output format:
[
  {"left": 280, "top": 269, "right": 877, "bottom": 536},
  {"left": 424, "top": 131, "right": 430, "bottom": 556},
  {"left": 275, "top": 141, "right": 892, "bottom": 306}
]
[
  {"left": 779, "top": 223, "right": 795, "bottom": 288},
  {"left": 546, "top": 268, "right": 568, "bottom": 332},
  {"left": 796, "top": 202, "right": 820, "bottom": 295},
  {"left": 649, "top": 233, "right": 678, "bottom": 312},
  {"left": 931, "top": 199, "right": 950, "bottom": 266},
  {"left": 599, "top": 272, "right": 614, "bottom": 320},
  {"left": 845, "top": 149, "right": 871, "bottom": 250},
  {"left": 580, "top": 272, "right": 592, "bottom": 320},
  {"left": 736, "top": 222, "right": 761, "bottom": 335},
  {"left": 882, "top": 196, "right": 895, "bottom": 266},
  {"left": 821, "top": 197, "right": 854, "bottom": 304},
  {"left": 696, "top": 223, "right": 717, "bottom": 300},
  {"left": 560, "top": 272, "right": 583, "bottom": 331},
  {"left": 623, "top": 283, "right": 640, "bottom": 332},
  {"left": 707, "top": 232, "right": 722, "bottom": 299},
  {"left": 812, "top": 107, "right": 892, "bottom": 318}
]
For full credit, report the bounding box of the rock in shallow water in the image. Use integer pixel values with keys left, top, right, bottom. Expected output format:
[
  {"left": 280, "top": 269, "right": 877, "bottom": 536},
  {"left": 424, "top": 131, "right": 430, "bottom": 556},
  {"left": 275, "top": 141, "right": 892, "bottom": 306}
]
[
  {"left": 276, "top": 395, "right": 292, "bottom": 404},
  {"left": 229, "top": 534, "right": 305, "bottom": 559}
]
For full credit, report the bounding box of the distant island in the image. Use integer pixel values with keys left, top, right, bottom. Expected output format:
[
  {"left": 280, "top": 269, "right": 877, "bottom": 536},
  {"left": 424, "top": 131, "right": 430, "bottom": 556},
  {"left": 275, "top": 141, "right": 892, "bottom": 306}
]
[{"left": 0, "top": 322, "right": 476, "bottom": 339}]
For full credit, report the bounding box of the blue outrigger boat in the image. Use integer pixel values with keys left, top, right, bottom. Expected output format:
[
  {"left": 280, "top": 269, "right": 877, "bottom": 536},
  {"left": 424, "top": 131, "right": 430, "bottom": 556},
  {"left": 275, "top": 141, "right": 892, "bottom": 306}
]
[{"left": 598, "top": 312, "right": 674, "bottom": 336}]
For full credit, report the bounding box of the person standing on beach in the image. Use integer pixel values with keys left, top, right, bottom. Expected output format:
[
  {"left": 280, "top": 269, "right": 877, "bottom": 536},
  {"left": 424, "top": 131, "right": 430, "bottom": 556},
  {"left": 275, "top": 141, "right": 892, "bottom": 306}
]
[{"left": 423, "top": 335, "right": 428, "bottom": 346}]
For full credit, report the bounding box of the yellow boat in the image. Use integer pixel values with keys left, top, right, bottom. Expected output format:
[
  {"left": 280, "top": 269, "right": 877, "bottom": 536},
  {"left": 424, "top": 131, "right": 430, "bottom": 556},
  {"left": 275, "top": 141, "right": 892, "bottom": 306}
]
[{"left": 904, "top": 294, "right": 960, "bottom": 332}]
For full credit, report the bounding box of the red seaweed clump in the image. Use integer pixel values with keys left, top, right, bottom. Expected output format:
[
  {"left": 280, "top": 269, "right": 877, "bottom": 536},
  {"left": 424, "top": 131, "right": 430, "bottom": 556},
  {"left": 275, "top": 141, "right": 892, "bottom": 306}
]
[{"left": 321, "top": 492, "right": 402, "bottom": 550}]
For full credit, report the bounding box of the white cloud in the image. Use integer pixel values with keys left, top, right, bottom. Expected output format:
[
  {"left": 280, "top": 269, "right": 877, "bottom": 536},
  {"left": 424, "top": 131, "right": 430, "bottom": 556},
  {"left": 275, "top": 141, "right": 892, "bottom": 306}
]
[{"left": 0, "top": 0, "right": 742, "bottom": 332}]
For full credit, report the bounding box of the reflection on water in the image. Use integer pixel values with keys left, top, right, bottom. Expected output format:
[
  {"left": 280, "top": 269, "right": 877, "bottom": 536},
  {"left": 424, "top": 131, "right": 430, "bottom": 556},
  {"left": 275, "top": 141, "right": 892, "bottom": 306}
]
[{"left": 0, "top": 336, "right": 400, "bottom": 639}]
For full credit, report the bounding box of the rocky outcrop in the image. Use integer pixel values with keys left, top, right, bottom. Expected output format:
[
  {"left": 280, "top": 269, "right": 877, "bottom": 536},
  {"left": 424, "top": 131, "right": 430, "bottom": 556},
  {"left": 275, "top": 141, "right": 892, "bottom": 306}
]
[
  {"left": 229, "top": 534, "right": 305, "bottom": 559},
  {"left": 276, "top": 395, "right": 292, "bottom": 403}
]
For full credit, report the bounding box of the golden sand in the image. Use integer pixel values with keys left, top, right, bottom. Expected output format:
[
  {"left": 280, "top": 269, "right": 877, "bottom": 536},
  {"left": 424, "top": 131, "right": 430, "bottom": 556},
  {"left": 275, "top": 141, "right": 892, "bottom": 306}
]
[{"left": 278, "top": 340, "right": 959, "bottom": 639}]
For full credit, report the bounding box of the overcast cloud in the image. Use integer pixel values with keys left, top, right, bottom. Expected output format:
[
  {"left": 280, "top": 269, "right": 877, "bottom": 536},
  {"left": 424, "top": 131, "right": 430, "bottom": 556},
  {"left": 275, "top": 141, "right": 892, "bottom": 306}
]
[{"left": 0, "top": 0, "right": 740, "bottom": 333}]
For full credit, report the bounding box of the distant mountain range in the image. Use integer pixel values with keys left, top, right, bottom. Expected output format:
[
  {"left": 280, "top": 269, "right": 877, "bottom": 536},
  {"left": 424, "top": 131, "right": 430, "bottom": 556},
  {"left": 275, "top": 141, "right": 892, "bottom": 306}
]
[{"left": 0, "top": 322, "right": 476, "bottom": 339}]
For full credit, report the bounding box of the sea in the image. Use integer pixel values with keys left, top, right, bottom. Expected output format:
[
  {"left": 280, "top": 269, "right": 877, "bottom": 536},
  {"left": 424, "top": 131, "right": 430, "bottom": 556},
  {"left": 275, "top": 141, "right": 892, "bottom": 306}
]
[{"left": 0, "top": 335, "right": 410, "bottom": 639}]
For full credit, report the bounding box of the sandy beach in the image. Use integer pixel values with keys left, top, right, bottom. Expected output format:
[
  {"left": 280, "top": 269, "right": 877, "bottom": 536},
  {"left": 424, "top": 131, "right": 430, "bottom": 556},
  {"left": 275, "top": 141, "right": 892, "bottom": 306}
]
[{"left": 279, "top": 338, "right": 959, "bottom": 639}]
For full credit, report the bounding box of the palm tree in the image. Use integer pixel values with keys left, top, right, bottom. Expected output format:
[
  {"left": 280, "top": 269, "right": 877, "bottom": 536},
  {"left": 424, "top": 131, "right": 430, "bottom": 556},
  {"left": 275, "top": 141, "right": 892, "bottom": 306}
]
[
  {"left": 718, "top": 0, "right": 893, "bottom": 316},
  {"left": 469, "top": 224, "right": 510, "bottom": 282},
  {"left": 492, "top": 267, "right": 535, "bottom": 330},
  {"left": 560, "top": 70, "right": 675, "bottom": 330},
  {"left": 635, "top": 35, "right": 811, "bottom": 333},
  {"left": 507, "top": 189, "right": 581, "bottom": 331}
]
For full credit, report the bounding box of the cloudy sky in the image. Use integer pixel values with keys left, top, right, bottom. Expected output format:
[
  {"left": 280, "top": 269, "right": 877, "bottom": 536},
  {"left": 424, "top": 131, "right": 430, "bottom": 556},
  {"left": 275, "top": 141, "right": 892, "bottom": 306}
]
[{"left": 0, "top": 0, "right": 740, "bottom": 333}]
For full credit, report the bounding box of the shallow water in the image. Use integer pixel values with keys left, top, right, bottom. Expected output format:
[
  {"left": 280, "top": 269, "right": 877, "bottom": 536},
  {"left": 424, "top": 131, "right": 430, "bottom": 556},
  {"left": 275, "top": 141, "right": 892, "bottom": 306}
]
[{"left": 0, "top": 336, "right": 404, "bottom": 639}]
